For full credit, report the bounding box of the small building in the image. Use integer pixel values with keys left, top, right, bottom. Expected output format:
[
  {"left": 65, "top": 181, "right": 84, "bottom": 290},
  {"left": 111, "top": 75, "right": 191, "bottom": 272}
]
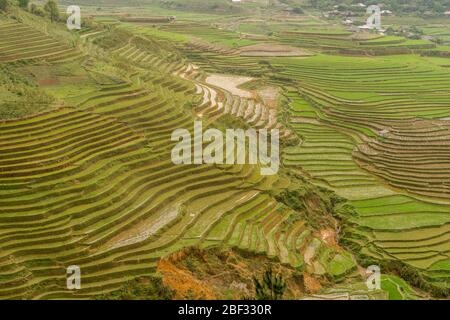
[
  {"left": 343, "top": 19, "right": 353, "bottom": 25},
  {"left": 445, "top": 11, "right": 450, "bottom": 17},
  {"left": 327, "top": 10, "right": 341, "bottom": 17},
  {"left": 358, "top": 25, "right": 372, "bottom": 31}
]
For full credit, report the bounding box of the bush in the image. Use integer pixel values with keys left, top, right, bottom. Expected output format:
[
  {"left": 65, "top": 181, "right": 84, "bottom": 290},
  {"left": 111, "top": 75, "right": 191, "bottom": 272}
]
[
  {"left": 0, "top": 0, "right": 9, "bottom": 12},
  {"left": 292, "top": 6, "right": 304, "bottom": 14},
  {"left": 31, "top": 5, "right": 45, "bottom": 17},
  {"left": 18, "top": 0, "right": 29, "bottom": 9},
  {"left": 44, "top": 0, "right": 59, "bottom": 22}
]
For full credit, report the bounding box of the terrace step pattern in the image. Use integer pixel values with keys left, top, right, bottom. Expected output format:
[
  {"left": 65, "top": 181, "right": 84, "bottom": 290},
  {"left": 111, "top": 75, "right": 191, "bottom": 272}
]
[
  {"left": 0, "top": 20, "right": 384, "bottom": 299},
  {"left": 272, "top": 57, "right": 450, "bottom": 289},
  {"left": 0, "top": 50, "right": 305, "bottom": 299},
  {"left": 175, "top": 64, "right": 293, "bottom": 139},
  {"left": 0, "top": 21, "right": 80, "bottom": 63}
]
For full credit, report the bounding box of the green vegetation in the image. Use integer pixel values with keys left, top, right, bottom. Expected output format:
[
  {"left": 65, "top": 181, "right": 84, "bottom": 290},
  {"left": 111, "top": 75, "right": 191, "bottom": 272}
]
[
  {"left": 252, "top": 267, "right": 286, "bottom": 300},
  {"left": 308, "top": 0, "right": 450, "bottom": 16},
  {"left": 18, "top": 0, "right": 28, "bottom": 9},
  {"left": 0, "top": 0, "right": 9, "bottom": 12},
  {"left": 0, "top": 0, "right": 449, "bottom": 300},
  {"left": 96, "top": 276, "right": 174, "bottom": 300},
  {"left": 0, "top": 65, "right": 55, "bottom": 118}
]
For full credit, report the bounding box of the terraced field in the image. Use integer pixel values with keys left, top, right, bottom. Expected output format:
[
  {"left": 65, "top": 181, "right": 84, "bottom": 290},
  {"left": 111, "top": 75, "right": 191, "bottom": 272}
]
[
  {"left": 0, "top": 9, "right": 359, "bottom": 298},
  {"left": 0, "top": 21, "right": 81, "bottom": 63},
  {"left": 171, "top": 21, "right": 450, "bottom": 293},
  {"left": 0, "top": 64, "right": 280, "bottom": 298},
  {"left": 1, "top": 1, "right": 450, "bottom": 300}
]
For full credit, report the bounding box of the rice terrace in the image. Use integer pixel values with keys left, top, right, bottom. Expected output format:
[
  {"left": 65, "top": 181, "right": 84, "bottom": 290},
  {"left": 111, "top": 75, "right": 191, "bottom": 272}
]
[{"left": 0, "top": 0, "right": 449, "bottom": 301}]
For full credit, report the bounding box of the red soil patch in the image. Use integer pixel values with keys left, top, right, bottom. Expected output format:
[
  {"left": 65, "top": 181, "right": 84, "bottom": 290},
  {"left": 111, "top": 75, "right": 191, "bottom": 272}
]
[
  {"left": 318, "top": 228, "right": 339, "bottom": 248},
  {"left": 38, "top": 78, "right": 59, "bottom": 87},
  {"left": 303, "top": 272, "right": 322, "bottom": 293},
  {"left": 157, "top": 247, "right": 306, "bottom": 299},
  {"left": 257, "top": 86, "right": 279, "bottom": 108},
  {"left": 157, "top": 255, "right": 217, "bottom": 300}
]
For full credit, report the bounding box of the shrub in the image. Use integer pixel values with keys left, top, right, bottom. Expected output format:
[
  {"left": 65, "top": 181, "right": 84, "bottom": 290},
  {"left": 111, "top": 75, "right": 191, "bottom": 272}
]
[
  {"left": 44, "top": 0, "right": 59, "bottom": 22},
  {"left": 31, "top": 5, "right": 45, "bottom": 17},
  {"left": 18, "top": 0, "right": 29, "bottom": 9},
  {"left": 0, "top": 0, "right": 9, "bottom": 12},
  {"left": 252, "top": 267, "right": 286, "bottom": 300},
  {"left": 95, "top": 276, "right": 174, "bottom": 300},
  {"left": 292, "top": 7, "right": 304, "bottom": 14}
]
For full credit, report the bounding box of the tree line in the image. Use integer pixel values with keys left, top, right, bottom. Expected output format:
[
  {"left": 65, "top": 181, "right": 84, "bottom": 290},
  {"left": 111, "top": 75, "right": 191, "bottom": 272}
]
[{"left": 0, "top": 0, "right": 60, "bottom": 22}]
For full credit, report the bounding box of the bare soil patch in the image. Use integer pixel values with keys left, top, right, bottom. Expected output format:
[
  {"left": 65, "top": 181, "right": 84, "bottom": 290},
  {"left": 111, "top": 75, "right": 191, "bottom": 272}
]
[
  {"left": 102, "top": 205, "right": 180, "bottom": 251},
  {"left": 257, "top": 85, "right": 279, "bottom": 108},
  {"left": 38, "top": 78, "right": 59, "bottom": 86},
  {"left": 205, "top": 74, "right": 254, "bottom": 99},
  {"left": 157, "top": 247, "right": 306, "bottom": 299}
]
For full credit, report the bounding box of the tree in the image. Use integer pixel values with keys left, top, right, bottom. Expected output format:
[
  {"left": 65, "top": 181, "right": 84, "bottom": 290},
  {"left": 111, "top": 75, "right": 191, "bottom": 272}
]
[
  {"left": 44, "top": 0, "right": 59, "bottom": 22},
  {"left": 292, "top": 6, "right": 304, "bottom": 14},
  {"left": 31, "top": 4, "right": 46, "bottom": 17},
  {"left": 432, "top": 2, "right": 444, "bottom": 13},
  {"left": 252, "top": 267, "right": 286, "bottom": 300},
  {"left": 0, "top": 0, "right": 9, "bottom": 12},
  {"left": 18, "top": 0, "right": 29, "bottom": 9}
]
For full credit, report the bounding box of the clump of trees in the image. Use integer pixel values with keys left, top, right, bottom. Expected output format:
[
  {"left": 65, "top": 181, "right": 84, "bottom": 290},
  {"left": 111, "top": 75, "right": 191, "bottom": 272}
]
[
  {"left": 0, "top": 0, "right": 29, "bottom": 12},
  {"left": 292, "top": 6, "right": 304, "bottom": 14},
  {"left": 29, "top": 3, "right": 44, "bottom": 16},
  {"left": 252, "top": 268, "right": 286, "bottom": 300},
  {"left": 347, "top": 241, "right": 450, "bottom": 299},
  {"left": 27, "top": 0, "right": 60, "bottom": 22}
]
